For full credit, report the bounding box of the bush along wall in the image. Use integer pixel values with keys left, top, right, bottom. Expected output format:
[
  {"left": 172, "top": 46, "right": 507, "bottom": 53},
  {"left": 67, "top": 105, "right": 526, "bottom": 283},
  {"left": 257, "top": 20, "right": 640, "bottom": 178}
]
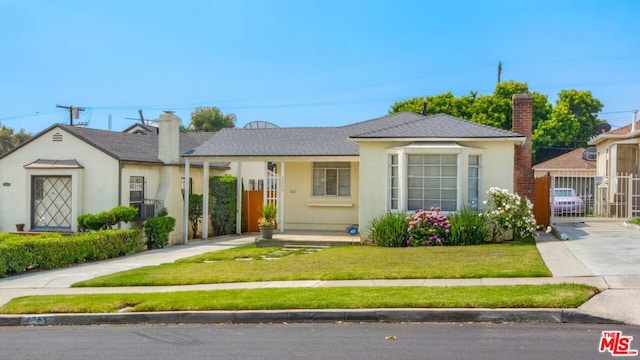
[
  {"left": 0, "top": 229, "right": 140, "bottom": 278},
  {"left": 144, "top": 208, "right": 176, "bottom": 250},
  {"left": 209, "top": 174, "right": 237, "bottom": 236},
  {"left": 78, "top": 206, "right": 138, "bottom": 231}
]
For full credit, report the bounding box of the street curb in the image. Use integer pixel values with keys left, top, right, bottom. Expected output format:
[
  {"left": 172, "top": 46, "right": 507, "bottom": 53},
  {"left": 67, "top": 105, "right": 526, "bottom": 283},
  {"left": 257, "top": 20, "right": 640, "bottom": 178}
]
[{"left": 0, "top": 309, "right": 624, "bottom": 327}]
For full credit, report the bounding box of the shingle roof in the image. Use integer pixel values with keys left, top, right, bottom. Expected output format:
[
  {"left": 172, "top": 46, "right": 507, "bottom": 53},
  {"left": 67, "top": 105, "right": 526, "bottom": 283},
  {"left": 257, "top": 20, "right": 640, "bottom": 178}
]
[
  {"left": 348, "top": 113, "right": 521, "bottom": 139},
  {"left": 532, "top": 148, "right": 596, "bottom": 171},
  {"left": 56, "top": 125, "right": 227, "bottom": 167},
  {"left": 588, "top": 121, "right": 640, "bottom": 145},
  {"left": 188, "top": 112, "right": 523, "bottom": 157}
]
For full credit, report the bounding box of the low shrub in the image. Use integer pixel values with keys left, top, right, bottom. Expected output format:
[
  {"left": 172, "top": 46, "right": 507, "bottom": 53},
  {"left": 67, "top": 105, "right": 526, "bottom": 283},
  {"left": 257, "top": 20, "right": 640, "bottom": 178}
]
[
  {"left": 0, "top": 229, "right": 140, "bottom": 278},
  {"left": 144, "top": 208, "right": 176, "bottom": 249},
  {"left": 483, "top": 187, "right": 536, "bottom": 241},
  {"left": 407, "top": 207, "right": 451, "bottom": 246},
  {"left": 448, "top": 207, "right": 489, "bottom": 246},
  {"left": 78, "top": 206, "right": 138, "bottom": 231},
  {"left": 369, "top": 212, "right": 409, "bottom": 247}
]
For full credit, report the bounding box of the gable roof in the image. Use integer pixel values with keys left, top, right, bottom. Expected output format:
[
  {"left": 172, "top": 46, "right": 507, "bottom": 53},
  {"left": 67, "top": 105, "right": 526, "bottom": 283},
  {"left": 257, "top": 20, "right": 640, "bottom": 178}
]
[
  {"left": 589, "top": 121, "right": 640, "bottom": 145},
  {"left": 532, "top": 148, "right": 596, "bottom": 171},
  {"left": 1, "top": 124, "right": 227, "bottom": 168},
  {"left": 187, "top": 112, "right": 524, "bottom": 158},
  {"left": 348, "top": 113, "right": 521, "bottom": 139}
]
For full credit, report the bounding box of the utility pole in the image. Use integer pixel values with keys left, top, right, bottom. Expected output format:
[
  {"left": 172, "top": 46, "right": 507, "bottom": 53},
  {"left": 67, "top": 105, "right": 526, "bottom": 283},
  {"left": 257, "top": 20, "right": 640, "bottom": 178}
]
[
  {"left": 56, "top": 104, "right": 85, "bottom": 126},
  {"left": 497, "top": 61, "right": 502, "bottom": 83}
]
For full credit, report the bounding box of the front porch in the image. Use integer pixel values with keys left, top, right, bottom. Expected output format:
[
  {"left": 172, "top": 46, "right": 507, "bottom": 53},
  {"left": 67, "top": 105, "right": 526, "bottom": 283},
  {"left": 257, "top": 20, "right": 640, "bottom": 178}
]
[{"left": 254, "top": 230, "right": 361, "bottom": 247}]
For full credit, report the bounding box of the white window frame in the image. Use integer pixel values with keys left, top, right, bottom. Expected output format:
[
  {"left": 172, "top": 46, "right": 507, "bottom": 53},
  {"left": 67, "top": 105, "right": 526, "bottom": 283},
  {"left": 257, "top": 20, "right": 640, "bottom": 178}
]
[
  {"left": 312, "top": 162, "right": 351, "bottom": 197},
  {"left": 386, "top": 142, "right": 484, "bottom": 214}
]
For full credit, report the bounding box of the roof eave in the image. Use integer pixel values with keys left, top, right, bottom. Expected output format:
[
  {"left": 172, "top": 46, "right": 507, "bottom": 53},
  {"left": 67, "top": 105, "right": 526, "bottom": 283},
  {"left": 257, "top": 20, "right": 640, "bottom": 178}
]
[
  {"left": 184, "top": 155, "right": 360, "bottom": 162},
  {"left": 349, "top": 136, "right": 526, "bottom": 145}
]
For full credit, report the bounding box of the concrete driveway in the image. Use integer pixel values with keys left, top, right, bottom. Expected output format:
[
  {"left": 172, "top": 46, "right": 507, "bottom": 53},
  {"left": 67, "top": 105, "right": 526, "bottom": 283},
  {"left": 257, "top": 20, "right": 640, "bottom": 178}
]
[{"left": 552, "top": 222, "right": 640, "bottom": 276}]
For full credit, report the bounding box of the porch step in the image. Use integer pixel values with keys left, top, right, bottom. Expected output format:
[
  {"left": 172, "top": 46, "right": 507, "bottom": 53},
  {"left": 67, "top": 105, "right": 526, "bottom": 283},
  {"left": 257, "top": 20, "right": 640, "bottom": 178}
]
[{"left": 254, "top": 238, "right": 359, "bottom": 248}]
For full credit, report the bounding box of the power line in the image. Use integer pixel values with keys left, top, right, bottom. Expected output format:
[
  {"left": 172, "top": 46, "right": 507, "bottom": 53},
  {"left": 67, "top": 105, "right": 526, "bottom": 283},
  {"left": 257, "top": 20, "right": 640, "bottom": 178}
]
[{"left": 56, "top": 104, "right": 86, "bottom": 126}]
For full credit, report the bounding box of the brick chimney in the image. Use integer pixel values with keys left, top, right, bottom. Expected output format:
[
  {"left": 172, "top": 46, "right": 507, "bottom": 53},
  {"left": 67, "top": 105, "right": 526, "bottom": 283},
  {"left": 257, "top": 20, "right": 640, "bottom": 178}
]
[
  {"left": 157, "top": 110, "right": 180, "bottom": 164},
  {"left": 512, "top": 93, "right": 534, "bottom": 200}
]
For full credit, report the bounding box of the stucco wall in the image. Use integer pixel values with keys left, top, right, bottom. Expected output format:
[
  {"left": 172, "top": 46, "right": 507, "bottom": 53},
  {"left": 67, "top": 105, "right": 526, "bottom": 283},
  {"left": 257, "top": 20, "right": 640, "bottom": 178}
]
[
  {"left": 281, "top": 161, "right": 359, "bottom": 232},
  {"left": 357, "top": 140, "right": 516, "bottom": 236},
  {"left": 0, "top": 127, "right": 119, "bottom": 232}
]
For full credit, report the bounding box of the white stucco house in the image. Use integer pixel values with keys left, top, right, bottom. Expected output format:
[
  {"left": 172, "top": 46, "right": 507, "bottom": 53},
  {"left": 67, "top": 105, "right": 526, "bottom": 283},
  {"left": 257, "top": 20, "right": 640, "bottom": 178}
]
[
  {"left": 0, "top": 111, "right": 227, "bottom": 241},
  {"left": 1, "top": 94, "right": 535, "bottom": 243},
  {"left": 184, "top": 93, "right": 534, "bottom": 242}
]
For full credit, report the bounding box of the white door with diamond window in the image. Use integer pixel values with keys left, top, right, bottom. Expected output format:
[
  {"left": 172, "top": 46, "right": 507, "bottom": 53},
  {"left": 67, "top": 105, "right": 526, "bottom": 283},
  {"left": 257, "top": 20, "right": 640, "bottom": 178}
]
[{"left": 31, "top": 176, "right": 72, "bottom": 230}]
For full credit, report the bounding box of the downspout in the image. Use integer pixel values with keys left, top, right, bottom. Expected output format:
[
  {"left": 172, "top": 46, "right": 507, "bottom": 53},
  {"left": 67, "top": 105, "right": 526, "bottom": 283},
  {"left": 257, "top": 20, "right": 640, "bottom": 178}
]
[
  {"left": 118, "top": 160, "right": 123, "bottom": 229},
  {"left": 182, "top": 160, "right": 190, "bottom": 245}
]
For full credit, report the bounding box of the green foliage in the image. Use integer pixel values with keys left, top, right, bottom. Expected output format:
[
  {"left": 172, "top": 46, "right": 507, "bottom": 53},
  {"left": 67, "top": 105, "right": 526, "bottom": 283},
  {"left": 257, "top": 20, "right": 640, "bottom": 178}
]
[
  {"left": 389, "top": 80, "right": 605, "bottom": 163},
  {"left": 407, "top": 207, "right": 451, "bottom": 246},
  {"left": 0, "top": 123, "right": 32, "bottom": 155},
  {"left": 629, "top": 217, "right": 640, "bottom": 226},
  {"left": 0, "top": 230, "right": 140, "bottom": 277},
  {"left": 368, "top": 212, "right": 409, "bottom": 247},
  {"left": 483, "top": 188, "right": 537, "bottom": 242},
  {"left": 448, "top": 207, "right": 490, "bottom": 246},
  {"left": 78, "top": 206, "right": 138, "bottom": 231},
  {"left": 188, "top": 194, "right": 203, "bottom": 239},
  {"left": 210, "top": 175, "right": 237, "bottom": 235},
  {"left": 258, "top": 203, "right": 277, "bottom": 226},
  {"left": 143, "top": 209, "right": 176, "bottom": 249},
  {"left": 183, "top": 106, "right": 236, "bottom": 132}
]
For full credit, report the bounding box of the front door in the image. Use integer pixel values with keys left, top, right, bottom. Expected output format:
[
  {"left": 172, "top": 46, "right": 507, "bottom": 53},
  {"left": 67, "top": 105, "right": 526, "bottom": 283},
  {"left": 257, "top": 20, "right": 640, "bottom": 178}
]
[{"left": 31, "top": 176, "right": 72, "bottom": 230}]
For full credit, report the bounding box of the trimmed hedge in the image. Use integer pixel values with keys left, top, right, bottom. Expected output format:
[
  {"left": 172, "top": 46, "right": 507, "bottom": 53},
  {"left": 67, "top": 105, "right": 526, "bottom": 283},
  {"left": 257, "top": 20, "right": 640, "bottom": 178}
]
[{"left": 0, "top": 229, "right": 140, "bottom": 278}]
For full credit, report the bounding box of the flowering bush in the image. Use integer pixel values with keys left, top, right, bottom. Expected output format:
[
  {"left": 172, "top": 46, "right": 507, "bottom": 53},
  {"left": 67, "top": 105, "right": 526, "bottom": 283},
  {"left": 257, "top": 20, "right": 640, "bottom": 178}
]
[
  {"left": 482, "top": 187, "right": 536, "bottom": 241},
  {"left": 406, "top": 207, "right": 451, "bottom": 246}
]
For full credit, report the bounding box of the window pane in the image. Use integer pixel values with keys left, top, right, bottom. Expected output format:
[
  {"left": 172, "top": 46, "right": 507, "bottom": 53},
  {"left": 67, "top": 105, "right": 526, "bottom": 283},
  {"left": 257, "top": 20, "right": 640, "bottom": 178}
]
[
  {"left": 441, "top": 155, "right": 457, "bottom": 164},
  {"left": 407, "top": 165, "right": 423, "bottom": 177},
  {"left": 325, "top": 169, "right": 337, "bottom": 195},
  {"left": 423, "top": 155, "right": 439, "bottom": 164},
  {"left": 408, "top": 177, "right": 423, "bottom": 188},
  {"left": 423, "top": 166, "right": 440, "bottom": 176},
  {"left": 391, "top": 155, "right": 398, "bottom": 165},
  {"left": 407, "top": 155, "right": 423, "bottom": 165},
  {"left": 313, "top": 169, "right": 325, "bottom": 195},
  {"left": 408, "top": 199, "right": 423, "bottom": 211},
  {"left": 469, "top": 155, "right": 479, "bottom": 166},
  {"left": 441, "top": 177, "right": 457, "bottom": 188},
  {"left": 391, "top": 199, "right": 398, "bottom": 209},
  {"left": 442, "top": 166, "right": 457, "bottom": 177},
  {"left": 469, "top": 167, "right": 479, "bottom": 177},
  {"left": 338, "top": 169, "right": 350, "bottom": 196},
  {"left": 424, "top": 178, "right": 439, "bottom": 188}
]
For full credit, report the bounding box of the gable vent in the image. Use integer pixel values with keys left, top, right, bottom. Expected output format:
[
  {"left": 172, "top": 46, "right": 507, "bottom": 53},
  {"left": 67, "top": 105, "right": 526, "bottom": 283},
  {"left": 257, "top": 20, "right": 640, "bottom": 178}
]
[{"left": 52, "top": 133, "right": 63, "bottom": 142}]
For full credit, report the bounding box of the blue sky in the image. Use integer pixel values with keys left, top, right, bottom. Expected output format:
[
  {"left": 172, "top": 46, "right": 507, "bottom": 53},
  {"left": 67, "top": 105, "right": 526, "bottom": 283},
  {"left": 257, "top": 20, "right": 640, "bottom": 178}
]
[{"left": 1, "top": 0, "right": 639, "bottom": 134}]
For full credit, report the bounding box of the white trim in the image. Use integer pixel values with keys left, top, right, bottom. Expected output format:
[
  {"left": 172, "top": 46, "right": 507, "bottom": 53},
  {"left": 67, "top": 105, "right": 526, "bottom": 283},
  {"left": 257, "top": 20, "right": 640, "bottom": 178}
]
[{"left": 306, "top": 202, "right": 353, "bottom": 208}]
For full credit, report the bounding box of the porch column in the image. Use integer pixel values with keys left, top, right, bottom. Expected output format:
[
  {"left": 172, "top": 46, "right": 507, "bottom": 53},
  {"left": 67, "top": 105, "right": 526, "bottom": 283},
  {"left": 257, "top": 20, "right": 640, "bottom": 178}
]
[
  {"left": 234, "top": 163, "right": 242, "bottom": 234},
  {"left": 202, "top": 161, "right": 209, "bottom": 239},
  {"left": 182, "top": 160, "right": 190, "bottom": 245},
  {"left": 279, "top": 162, "right": 285, "bottom": 232}
]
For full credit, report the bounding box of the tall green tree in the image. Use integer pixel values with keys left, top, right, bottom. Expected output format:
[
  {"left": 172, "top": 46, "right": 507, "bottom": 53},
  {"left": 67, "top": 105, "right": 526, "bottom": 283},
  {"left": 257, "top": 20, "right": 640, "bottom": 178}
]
[
  {"left": 389, "top": 81, "right": 604, "bottom": 163},
  {"left": 183, "top": 106, "right": 236, "bottom": 132},
  {"left": 0, "top": 124, "right": 32, "bottom": 155}
]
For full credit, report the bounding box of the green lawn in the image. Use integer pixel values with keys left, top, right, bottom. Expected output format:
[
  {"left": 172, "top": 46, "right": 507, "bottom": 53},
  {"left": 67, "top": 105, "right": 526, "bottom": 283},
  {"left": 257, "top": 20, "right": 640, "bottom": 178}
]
[
  {"left": 0, "top": 284, "right": 597, "bottom": 314},
  {"left": 74, "top": 237, "right": 551, "bottom": 287}
]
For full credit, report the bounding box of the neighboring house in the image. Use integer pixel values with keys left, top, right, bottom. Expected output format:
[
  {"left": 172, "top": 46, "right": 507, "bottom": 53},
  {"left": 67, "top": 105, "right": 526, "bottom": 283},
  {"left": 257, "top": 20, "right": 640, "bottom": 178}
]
[
  {"left": 532, "top": 148, "right": 597, "bottom": 220},
  {"left": 588, "top": 118, "right": 640, "bottom": 217},
  {"left": 185, "top": 94, "right": 534, "bottom": 241},
  {"left": 532, "top": 148, "right": 596, "bottom": 178},
  {"left": 0, "top": 111, "right": 228, "bottom": 241}
]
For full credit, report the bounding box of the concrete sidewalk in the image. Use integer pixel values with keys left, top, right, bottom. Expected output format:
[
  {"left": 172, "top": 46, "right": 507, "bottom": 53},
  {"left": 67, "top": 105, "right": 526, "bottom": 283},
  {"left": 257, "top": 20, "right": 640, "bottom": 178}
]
[{"left": 1, "top": 229, "right": 639, "bottom": 326}]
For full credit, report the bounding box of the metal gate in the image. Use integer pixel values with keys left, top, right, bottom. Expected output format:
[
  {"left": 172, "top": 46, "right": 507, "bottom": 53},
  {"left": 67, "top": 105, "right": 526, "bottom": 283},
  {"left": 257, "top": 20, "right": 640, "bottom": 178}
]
[
  {"left": 31, "top": 176, "right": 72, "bottom": 230},
  {"left": 548, "top": 172, "right": 640, "bottom": 224}
]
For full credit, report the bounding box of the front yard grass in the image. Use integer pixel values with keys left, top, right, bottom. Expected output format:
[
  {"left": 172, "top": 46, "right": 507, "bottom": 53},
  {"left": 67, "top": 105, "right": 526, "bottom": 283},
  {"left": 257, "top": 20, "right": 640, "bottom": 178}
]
[
  {"left": 74, "top": 237, "right": 551, "bottom": 287},
  {"left": 0, "top": 284, "right": 597, "bottom": 314}
]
